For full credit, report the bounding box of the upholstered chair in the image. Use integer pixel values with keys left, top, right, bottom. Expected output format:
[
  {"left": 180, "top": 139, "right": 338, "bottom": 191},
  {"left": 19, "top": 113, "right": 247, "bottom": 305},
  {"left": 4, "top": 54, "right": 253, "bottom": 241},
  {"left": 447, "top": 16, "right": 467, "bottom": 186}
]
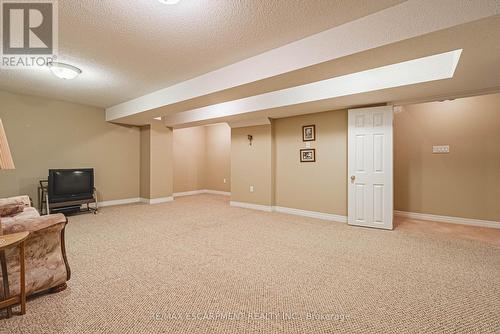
[{"left": 0, "top": 196, "right": 70, "bottom": 297}]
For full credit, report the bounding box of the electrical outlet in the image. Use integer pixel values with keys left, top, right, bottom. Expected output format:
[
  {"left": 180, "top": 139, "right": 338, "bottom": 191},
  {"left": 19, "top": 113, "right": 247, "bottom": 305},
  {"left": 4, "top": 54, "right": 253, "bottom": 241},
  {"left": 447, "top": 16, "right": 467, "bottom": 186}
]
[
  {"left": 432, "top": 145, "right": 450, "bottom": 154},
  {"left": 249, "top": 186, "right": 254, "bottom": 193}
]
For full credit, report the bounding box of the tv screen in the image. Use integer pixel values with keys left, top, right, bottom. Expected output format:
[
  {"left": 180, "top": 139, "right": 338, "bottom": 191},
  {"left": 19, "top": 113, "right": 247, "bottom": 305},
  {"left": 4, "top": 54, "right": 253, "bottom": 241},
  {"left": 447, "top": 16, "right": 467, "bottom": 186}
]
[{"left": 48, "top": 169, "right": 94, "bottom": 203}]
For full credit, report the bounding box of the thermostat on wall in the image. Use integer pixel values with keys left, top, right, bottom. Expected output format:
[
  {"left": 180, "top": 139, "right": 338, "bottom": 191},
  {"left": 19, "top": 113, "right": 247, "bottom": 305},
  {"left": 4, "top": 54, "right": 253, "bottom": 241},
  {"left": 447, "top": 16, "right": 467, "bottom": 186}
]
[{"left": 432, "top": 145, "right": 450, "bottom": 154}]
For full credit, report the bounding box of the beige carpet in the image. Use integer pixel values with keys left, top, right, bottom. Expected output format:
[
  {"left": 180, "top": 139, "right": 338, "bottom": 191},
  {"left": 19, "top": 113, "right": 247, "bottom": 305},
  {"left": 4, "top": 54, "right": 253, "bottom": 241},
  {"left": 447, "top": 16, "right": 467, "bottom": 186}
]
[{"left": 1, "top": 194, "right": 499, "bottom": 333}]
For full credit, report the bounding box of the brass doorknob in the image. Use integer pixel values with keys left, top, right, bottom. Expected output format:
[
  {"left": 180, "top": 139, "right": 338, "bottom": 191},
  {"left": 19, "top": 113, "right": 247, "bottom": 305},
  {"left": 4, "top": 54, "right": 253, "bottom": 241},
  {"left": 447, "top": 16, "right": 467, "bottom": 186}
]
[{"left": 350, "top": 175, "right": 356, "bottom": 181}]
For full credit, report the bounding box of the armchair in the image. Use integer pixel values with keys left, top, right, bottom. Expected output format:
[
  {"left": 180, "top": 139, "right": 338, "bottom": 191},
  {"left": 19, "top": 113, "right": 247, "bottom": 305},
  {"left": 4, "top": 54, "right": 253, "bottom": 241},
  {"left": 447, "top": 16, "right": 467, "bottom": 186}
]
[{"left": 0, "top": 195, "right": 70, "bottom": 297}]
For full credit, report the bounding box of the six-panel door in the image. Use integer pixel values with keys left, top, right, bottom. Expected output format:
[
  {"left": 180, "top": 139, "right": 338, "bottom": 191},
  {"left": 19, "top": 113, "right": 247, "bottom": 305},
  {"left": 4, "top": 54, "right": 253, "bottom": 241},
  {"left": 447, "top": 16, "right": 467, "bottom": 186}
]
[{"left": 348, "top": 106, "right": 393, "bottom": 230}]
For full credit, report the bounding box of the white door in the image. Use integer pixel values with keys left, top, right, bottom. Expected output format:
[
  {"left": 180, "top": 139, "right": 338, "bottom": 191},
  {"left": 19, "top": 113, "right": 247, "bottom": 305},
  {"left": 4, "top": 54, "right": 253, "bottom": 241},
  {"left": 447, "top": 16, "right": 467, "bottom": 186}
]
[{"left": 348, "top": 106, "right": 393, "bottom": 230}]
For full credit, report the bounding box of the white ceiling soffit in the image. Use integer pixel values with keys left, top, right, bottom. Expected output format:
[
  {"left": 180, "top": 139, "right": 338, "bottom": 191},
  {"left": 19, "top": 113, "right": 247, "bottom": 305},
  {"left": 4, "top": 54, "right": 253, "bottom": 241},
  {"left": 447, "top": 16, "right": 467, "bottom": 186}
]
[
  {"left": 105, "top": 0, "right": 500, "bottom": 123},
  {"left": 227, "top": 118, "right": 271, "bottom": 129},
  {"left": 162, "top": 50, "right": 461, "bottom": 127}
]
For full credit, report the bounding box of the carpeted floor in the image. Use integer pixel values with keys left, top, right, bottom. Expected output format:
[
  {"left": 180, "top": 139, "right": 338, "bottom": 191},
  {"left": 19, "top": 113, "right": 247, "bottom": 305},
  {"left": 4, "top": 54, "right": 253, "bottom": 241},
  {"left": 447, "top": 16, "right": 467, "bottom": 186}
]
[{"left": 1, "top": 194, "right": 499, "bottom": 333}]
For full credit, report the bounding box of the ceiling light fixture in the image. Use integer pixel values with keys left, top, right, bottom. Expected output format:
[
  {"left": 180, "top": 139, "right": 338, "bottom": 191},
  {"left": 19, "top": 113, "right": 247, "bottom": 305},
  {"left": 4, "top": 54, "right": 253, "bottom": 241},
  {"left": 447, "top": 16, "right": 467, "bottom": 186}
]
[
  {"left": 48, "top": 62, "right": 82, "bottom": 80},
  {"left": 158, "top": 0, "right": 181, "bottom": 4}
]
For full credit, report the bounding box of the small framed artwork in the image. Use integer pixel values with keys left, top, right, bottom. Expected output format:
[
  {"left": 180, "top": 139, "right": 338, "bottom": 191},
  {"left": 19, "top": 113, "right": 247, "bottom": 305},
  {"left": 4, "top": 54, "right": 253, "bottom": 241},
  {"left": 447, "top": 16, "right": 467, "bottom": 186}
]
[
  {"left": 302, "top": 125, "right": 316, "bottom": 141},
  {"left": 300, "top": 149, "right": 316, "bottom": 162}
]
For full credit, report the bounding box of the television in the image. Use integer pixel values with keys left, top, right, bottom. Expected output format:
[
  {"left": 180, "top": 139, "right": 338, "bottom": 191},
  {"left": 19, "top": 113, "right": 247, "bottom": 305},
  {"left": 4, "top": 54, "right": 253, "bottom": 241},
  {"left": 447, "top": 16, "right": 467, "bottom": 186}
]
[{"left": 48, "top": 168, "right": 94, "bottom": 203}]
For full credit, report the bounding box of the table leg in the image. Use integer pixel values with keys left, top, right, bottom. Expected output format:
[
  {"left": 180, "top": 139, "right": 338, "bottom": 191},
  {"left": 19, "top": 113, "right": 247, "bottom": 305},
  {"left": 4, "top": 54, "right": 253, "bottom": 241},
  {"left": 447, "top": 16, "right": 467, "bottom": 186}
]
[
  {"left": 38, "top": 187, "right": 41, "bottom": 213},
  {"left": 0, "top": 250, "right": 12, "bottom": 318},
  {"left": 20, "top": 242, "right": 26, "bottom": 315}
]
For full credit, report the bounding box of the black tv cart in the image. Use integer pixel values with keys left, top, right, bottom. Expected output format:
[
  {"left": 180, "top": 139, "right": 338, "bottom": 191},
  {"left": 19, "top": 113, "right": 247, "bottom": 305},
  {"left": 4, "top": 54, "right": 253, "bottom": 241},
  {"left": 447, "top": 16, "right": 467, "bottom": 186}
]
[{"left": 38, "top": 180, "right": 98, "bottom": 215}]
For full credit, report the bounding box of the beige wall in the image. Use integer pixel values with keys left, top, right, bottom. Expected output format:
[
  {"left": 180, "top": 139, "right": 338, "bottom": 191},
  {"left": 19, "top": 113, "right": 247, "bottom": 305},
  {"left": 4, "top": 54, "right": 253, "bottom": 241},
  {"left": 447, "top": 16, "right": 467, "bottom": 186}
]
[
  {"left": 150, "top": 122, "right": 173, "bottom": 199},
  {"left": 140, "top": 123, "right": 174, "bottom": 199},
  {"left": 231, "top": 125, "right": 273, "bottom": 205},
  {"left": 173, "top": 124, "right": 230, "bottom": 193},
  {"left": 140, "top": 126, "right": 151, "bottom": 198},
  {"left": 394, "top": 93, "right": 500, "bottom": 221},
  {"left": 205, "top": 124, "right": 231, "bottom": 192},
  {"left": 0, "top": 90, "right": 140, "bottom": 205},
  {"left": 274, "top": 110, "right": 347, "bottom": 215},
  {"left": 3, "top": 88, "right": 497, "bottom": 222},
  {"left": 173, "top": 126, "right": 206, "bottom": 193},
  {"left": 231, "top": 93, "right": 500, "bottom": 222},
  {"left": 230, "top": 111, "right": 347, "bottom": 214}
]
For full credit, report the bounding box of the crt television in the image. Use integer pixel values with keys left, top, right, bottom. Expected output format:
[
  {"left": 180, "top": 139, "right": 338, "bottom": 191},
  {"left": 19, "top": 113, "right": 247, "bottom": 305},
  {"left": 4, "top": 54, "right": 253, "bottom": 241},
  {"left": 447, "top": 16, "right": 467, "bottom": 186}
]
[{"left": 48, "top": 168, "right": 94, "bottom": 203}]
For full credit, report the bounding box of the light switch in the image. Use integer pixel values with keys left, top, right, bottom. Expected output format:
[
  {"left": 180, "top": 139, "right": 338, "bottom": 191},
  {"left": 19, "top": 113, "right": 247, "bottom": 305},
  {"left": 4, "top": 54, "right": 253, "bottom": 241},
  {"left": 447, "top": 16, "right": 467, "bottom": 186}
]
[
  {"left": 249, "top": 186, "right": 254, "bottom": 193},
  {"left": 432, "top": 145, "right": 450, "bottom": 154},
  {"left": 223, "top": 178, "right": 227, "bottom": 184}
]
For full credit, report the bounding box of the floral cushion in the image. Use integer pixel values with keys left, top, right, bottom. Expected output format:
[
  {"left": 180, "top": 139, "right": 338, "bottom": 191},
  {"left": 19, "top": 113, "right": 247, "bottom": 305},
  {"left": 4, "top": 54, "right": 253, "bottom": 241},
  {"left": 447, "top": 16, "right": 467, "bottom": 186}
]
[
  {"left": 0, "top": 203, "right": 24, "bottom": 217},
  {"left": 0, "top": 206, "right": 40, "bottom": 223},
  {"left": 0, "top": 195, "right": 30, "bottom": 207},
  {"left": 0, "top": 195, "right": 32, "bottom": 217}
]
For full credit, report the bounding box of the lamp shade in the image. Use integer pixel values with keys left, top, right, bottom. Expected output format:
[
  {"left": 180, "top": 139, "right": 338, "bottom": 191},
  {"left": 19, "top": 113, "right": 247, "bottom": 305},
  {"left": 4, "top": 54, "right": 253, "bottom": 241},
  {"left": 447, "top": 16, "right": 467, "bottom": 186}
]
[{"left": 0, "top": 118, "right": 15, "bottom": 169}]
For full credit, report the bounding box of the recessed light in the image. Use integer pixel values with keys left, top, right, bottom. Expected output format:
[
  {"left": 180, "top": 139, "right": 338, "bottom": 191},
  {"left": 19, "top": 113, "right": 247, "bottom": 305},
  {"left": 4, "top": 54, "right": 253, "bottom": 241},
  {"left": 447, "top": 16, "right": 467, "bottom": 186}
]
[
  {"left": 47, "top": 62, "right": 82, "bottom": 80},
  {"left": 158, "top": 0, "right": 181, "bottom": 4}
]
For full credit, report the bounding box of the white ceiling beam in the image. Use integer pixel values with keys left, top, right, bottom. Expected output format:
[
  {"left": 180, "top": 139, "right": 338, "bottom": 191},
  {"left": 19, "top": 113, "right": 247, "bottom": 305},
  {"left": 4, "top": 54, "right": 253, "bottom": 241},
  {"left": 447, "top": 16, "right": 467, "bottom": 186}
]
[
  {"left": 163, "top": 50, "right": 462, "bottom": 127},
  {"left": 105, "top": 0, "right": 499, "bottom": 123},
  {"left": 227, "top": 118, "right": 271, "bottom": 129}
]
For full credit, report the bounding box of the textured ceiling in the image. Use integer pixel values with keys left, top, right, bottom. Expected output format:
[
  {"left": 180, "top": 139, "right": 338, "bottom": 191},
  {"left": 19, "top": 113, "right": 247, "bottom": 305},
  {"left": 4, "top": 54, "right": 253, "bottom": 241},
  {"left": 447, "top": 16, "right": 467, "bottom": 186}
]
[
  {"left": 103, "top": 0, "right": 500, "bottom": 125},
  {"left": 0, "top": 0, "right": 404, "bottom": 108}
]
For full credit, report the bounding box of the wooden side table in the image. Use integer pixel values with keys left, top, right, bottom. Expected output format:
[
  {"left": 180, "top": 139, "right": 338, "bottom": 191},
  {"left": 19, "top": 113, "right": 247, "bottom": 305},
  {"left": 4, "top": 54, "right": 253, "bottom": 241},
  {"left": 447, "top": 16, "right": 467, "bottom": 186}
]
[{"left": 0, "top": 231, "right": 29, "bottom": 318}]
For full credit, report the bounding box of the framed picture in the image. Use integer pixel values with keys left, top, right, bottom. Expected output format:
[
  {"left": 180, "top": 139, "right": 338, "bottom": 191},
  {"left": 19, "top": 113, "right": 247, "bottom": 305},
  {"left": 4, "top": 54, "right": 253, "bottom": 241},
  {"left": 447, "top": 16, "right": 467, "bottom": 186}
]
[
  {"left": 302, "top": 125, "right": 316, "bottom": 141},
  {"left": 300, "top": 149, "right": 316, "bottom": 162}
]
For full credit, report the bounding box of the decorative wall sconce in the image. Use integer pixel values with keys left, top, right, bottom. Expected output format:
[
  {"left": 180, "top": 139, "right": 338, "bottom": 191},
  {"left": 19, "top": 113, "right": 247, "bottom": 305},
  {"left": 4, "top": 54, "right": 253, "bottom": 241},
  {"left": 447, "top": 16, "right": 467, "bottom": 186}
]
[{"left": 248, "top": 135, "right": 253, "bottom": 146}]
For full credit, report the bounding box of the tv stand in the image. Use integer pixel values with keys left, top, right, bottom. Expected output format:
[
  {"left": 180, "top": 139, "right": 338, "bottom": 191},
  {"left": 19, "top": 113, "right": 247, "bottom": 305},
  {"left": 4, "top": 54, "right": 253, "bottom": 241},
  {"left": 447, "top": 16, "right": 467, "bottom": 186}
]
[{"left": 38, "top": 180, "right": 98, "bottom": 215}]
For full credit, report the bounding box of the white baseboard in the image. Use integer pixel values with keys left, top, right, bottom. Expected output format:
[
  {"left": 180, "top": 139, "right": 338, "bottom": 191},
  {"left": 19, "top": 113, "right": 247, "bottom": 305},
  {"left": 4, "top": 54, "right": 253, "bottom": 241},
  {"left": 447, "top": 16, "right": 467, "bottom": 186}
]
[
  {"left": 98, "top": 197, "right": 141, "bottom": 207},
  {"left": 141, "top": 197, "right": 174, "bottom": 204},
  {"left": 98, "top": 191, "right": 228, "bottom": 207},
  {"left": 205, "top": 189, "right": 231, "bottom": 196},
  {"left": 98, "top": 197, "right": 499, "bottom": 230},
  {"left": 229, "top": 201, "right": 346, "bottom": 223},
  {"left": 394, "top": 210, "right": 500, "bottom": 229},
  {"left": 274, "top": 206, "right": 347, "bottom": 223},
  {"left": 173, "top": 190, "right": 206, "bottom": 197},
  {"left": 230, "top": 201, "right": 273, "bottom": 212},
  {"left": 98, "top": 196, "right": 174, "bottom": 207},
  {"left": 174, "top": 189, "right": 231, "bottom": 197}
]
